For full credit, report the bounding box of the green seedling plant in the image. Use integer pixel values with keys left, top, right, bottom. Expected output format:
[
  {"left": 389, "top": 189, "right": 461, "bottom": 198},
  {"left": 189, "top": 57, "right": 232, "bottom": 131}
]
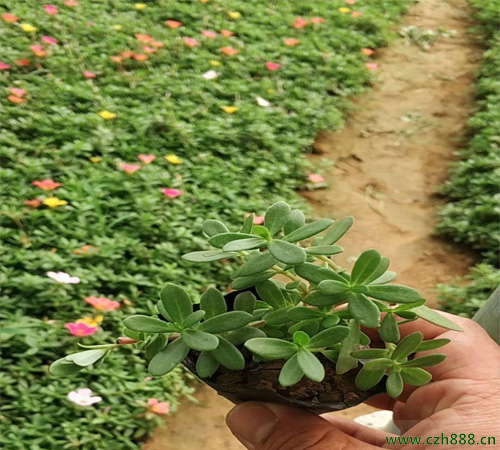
[{"left": 51, "top": 202, "right": 462, "bottom": 399}]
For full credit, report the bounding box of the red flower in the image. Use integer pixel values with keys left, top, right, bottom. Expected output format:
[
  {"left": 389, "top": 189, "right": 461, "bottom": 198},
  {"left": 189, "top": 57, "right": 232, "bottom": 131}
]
[
  {"left": 32, "top": 179, "right": 63, "bottom": 190},
  {"left": 265, "top": 62, "right": 281, "bottom": 71},
  {"left": 2, "top": 13, "right": 19, "bottom": 23},
  {"left": 24, "top": 199, "right": 42, "bottom": 208},
  {"left": 16, "top": 59, "right": 30, "bottom": 67}
]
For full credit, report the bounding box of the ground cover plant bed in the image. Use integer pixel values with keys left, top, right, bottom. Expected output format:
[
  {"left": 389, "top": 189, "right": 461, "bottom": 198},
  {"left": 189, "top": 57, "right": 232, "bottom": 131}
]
[
  {"left": 1, "top": 1, "right": 415, "bottom": 448},
  {"left": 52, "top": 203, "right": 462, "bottom": 416},
  {"left": 438, "top": 0, "right": 500, "bottom": 317}
]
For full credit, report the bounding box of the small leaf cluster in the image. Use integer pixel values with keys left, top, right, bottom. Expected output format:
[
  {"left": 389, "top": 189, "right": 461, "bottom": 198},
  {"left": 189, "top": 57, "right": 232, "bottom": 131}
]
[{"left": 53, "top": 202, "right": 461, "bottom": 397}]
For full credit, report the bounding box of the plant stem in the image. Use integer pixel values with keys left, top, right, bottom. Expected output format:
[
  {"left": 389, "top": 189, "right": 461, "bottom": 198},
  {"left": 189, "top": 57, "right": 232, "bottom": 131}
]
[{"left": 318, "top": 255, "right": 342, "bottom": 271}]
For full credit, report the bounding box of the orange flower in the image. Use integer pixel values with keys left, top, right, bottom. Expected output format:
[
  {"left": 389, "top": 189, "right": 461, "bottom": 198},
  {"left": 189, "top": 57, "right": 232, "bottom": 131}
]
[
  {"left": 8, "top": 95, "right": 26, "bottom": 104},
  {"left": 24, "top": 199, "right": 42, "bottom": 208},
  {"left": 111, "top": 56, "right": 123, "bottom": 63},
  {"left": 293, "top": 17, "right": 308, "bottom": 29},
  {"left": 351, "top": 11, "right": 362, "bottom": 18},
  {"left": 220, "top": 46, "right": 239, "bottom": 56},
  {"left": 32, "top": 179, "right": 62, "bottom": 190},
  {"left": 120, "top": 51, "right": 134, "bottom": 59},
  {"left": 64, "top": 0, "right": 80, "bottom": 6},
  {"left": 30, "top": 45, "right": 48, "bottom": 57},
  {"left": 2, "top": 13, "right": 19, "bottom": 23},
  {"left": 73, "top": 245, "right": 99, "bottom": 255},
  {"left": 361, "top": 48, "right": 374, "bottom": 56},
  {"left": 133, "top": 53, "right": 148, "bottom": 61},
  {"left": 16, "top": 59, "right": 30, "bottom": 66},
  {"left": 165, "top": 20, "right": 182, "bottom": 29},
  {"left": 135, "top": 33, "right": 153, "bottom": 42},
  {"left": 311, "top": 17, "right": 325, "bottom": 24},
  {"left": 283, "top": 38, "right": 300, "bottom": 47},
  {"left": 220, "top": 29, "right": 234, "bottom": 37},
  {"left": 151, "top": 41, "right": 164, "bottom": 48}
]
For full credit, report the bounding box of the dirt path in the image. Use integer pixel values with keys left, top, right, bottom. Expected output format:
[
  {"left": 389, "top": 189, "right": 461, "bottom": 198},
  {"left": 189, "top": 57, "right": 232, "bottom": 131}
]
[{"left": 145, "top": 1, "right": 480, "bottom": 448}]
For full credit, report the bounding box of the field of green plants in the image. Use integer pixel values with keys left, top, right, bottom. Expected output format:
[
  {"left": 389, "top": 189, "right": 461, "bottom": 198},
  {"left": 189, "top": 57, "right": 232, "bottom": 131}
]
[
  {"left": 0, "top": 1, "right": 415, "bottom": 448},
  {"left": 437, "top": 0, "right": 500, "bottom": 317}
]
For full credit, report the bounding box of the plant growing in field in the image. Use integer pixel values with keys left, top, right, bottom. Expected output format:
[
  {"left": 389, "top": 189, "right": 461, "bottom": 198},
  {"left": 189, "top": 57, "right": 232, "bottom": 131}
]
[{"left": 51, "top": 202, "right": 461, "bottom": 401}]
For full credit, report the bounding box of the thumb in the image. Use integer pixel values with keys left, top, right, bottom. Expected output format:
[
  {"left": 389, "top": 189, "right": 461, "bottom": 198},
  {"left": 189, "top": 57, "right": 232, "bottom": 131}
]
[{"left": 226, "top": 402, "right": 381, "bottom": 450}]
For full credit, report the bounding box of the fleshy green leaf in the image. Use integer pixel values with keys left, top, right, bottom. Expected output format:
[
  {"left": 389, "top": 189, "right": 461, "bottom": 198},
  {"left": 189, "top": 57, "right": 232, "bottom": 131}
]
[
  {"left": 210, "top": 336, "right": 245, "bottom": 370},
  {"left": 263, "top": 308, "right": 292, "bottom": 326},
  {"left": 336, "top": 320, "right": 360, "bottom": 375},
  {"left": 362, "top": 358, "right": 394, "bottom": 371},
  {"left": 203, "top": 219, "right": 229, "bottom": 237},
  {"left": 182, "top": 250, "right": 237, "bottom": 263},
  {"left": 252, "top": 225, "right": 272, "bottom": 240},
  {"left": 223, "top": 237, "right": 267, "bottom": 252},
  {"left": 231, "top": 271, "right": 274, "bottom": 290},
  {"left": 123, "top": 315, "right": 176, "bottom": 333},
  {"left": 318, "top": 280, "right": 350, "bottom": 296},
  {"left": 245, "top": 338, "right": 298, "bottom": 359},
  {"left": 200, "top": 288, "right": 227, "bottom": 320},
  {"left": 297, "top": 349, "right": 325, "bottom": 382},
  {"left": 196, "top": 351, "right": 220, "bottom": 378},
  {"left": 322, "top": 216, "right": 354, "bottom": 245},
  {"left": 282, "top": 219, "right": 334, "bottom": 243},
  {"left": 236, "top": 252, "right": 277, "bottom": 277},
  {"left": 363, "top": 257, "right": 390, "bottom": 285},
  {"left": 65, "top": 350, "right": 105, "bottom": 367},
  {"left": 350, "top": 349, "right": 390, "bottom": 359},
  {"left": 49, "top": 358, "right": 84, "bottom": 376},
  {"left": 294, "top": 263, "right": 347, "bottom": 284},
  {"left": 160, "top": 283, "right": 193, "bottom": 323},
  {"left": 304, "top": 291, "right": 347, "bottom": 307},
  {"left": 367, "top": 285, "right": 423, "bottom": 304},
  {"left": 415, "top": 338, "right": 451, "bottom": 352},
  {"left": 240, "top": 214, "right": 254, "bottom": 233},
  {"left": 182, "top": 329, "right": 220, "bottom": 351},
  {"left": 208, "top": 233, "right": 257, "bottom": 248},
  {"left": 380, "top": 314, "right": 400, "bottom": 343},
  {"left": 293, "top": 331, "right": 310, "bottom": 346},
  {"left": 355, "top": 366, "right": 386, "bottom": 390},
  {"left": 400, "top": 354, "right": 446, "bottom": 368},
  {"left": 351, "top": 250, "right": 382, "bottom": 285},
  {"left": 369, "top": 271, "right": 398, "bottom": 285},
  {"left": 401, "top": 367, "right": 432, "bottom": 386},
  {"left": 308, "top": 326, "right": 350, "bottom": 348},
  {"left": 412, "top": 305, "right": 463, "bottom": 331},
  {"left": 284, "top": 210, "right": 306, "bottom": 235},
  {"left": 268, "top": 240, "right": 307, "bottom": 265},
  {"left": 287, "top": 307, "right": 323, "bottom": 321},
  {"left": 256, "top": 280, "right": 287, "bottom": 309},
  {"left": 234, "top": 291, "right": 257, "bottom": 313},
  {"left": 200, "top": 311, "right": 253, "bottom": 334},
  {"left": 225, "top": 327, "right": 266, "bottom": 346},
  {"left": 348, "top": 294, "right": 380, "bottom": 328},
  {"left": 265, "top": 201, "right": 291, "bottom": 236},
  {"left": 145, "top": 335, "right": 168, "bottom": 360},
  {"left": 305, "top": 245, "right": 343, "bottom": 256},
  {"left": 182, "top": 310, "right": 206, "bottom": 329},
  {"left": 278, "top": 354, "right": 304, "bottom": 386},
  {"left": 391, "top": 332, "right": 423, "bottom": 361},
  {"left": 387, "top": 371, "right": 404, "bottom": 398},
  {"left": 148, "top": 337, "right": 189, "bottom": 376}
]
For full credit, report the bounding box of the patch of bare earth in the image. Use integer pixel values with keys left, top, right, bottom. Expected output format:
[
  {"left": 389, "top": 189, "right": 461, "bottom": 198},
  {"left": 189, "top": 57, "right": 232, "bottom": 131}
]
[{"left": 144, "top": 1, "right": 480, "bottom": 448}]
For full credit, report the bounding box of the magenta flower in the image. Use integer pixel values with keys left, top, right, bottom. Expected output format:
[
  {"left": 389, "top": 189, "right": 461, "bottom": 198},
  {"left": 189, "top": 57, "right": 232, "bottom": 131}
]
[
  {"left": 118, "top": 163, "right": 141, "bottom": 174},
  {"left": 65, "top": 322, "right": 98, "bottom": 337},
  {"left": 44, "top": 4, "right": 59, "bottom": 15},
  {"left": 265, "top": 62, "right": 281, "bottom": 71},
  {"left": 138, "top": 154, "right": 156, "bottom": 164},
  {"left": 0, "top": 62, "right": 11, "bottom": 70},
  {"left": 83, "top": 70, "right": 96, "bottom": 79},
  {"left": 42, "top": 36, "right": 58, "bottom": 45},
  {"left": 162, "top": 188, "right": 182, "bottom": 198}
]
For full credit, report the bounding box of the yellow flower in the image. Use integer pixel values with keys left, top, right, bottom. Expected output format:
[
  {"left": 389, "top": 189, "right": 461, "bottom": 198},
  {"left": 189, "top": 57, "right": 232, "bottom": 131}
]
[
  {"left": 221, "top": 106, "right": 238, "bottom": 114},
  {"left": 338, "top": 7, "right": 351, "bottom": 13},
  {"left": 43, "top": 197, "right": 68, "bottom": 208},
  {"left": 135, "top": 3, "right": 147, "bottom": 9},
  {"left": 228, "top": 11, "right": 241, "bottom": 19},
  {"left": 98, "top": 110, "right": 117, "bottom": 120},
  {"left": 77, "top": 315, "right": 104, "bottom": 327},
  {"left": 267, "top": 88, "right": 275, "bottom": 94},
  {"left": 113, "top": 25, "right": 122, "bottom": 30},
  {"left": 90, "top": 156, "right": 102, "bottom": 163},
  {"left": 20, "top": 23, "right": 37, "bottom": 32},
  {"left": 209, "top": 60, "right": 221, "bottom": 67},
  {"left": 164, "top": 154, "right": 183, "bottom": 165}
]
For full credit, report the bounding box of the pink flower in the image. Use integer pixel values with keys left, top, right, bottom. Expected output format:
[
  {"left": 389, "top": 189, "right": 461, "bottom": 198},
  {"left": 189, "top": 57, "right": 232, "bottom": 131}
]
[
  {"left": 138, "top": 154, "right": 156, "bottom": 164},
  {"left": 83, "top": 70, "right": 96, "bottom": 79},
  {"left": 351, "top": 11, "right": 362, "bottom": 18},
  {"left": 148, "top": 398, "right": 170, "bottom": 415},
  {"left": 293, "top": 17, "right": 308, "bottom": 29},
  {"left": 162, "top": 188, "right": 182, "bottom": 198},
  {"left": 245, "top": 213, "right": 265, "bottom": 225},
  {"left": 9, "top": 87, "right": 27, "bottom": 97},
  {"left": 184, "top": 37, "right": 200, "bottom": 48},
  {"left": 65, "top": 322, "right": 98, "bottom": 336},
  {"left": 308, "top": 174, "right": 325, "bottom": 183},
  {"left": 44, "top": 4, "right": 59, "bottom": 15},
  {"left": 42, "top": 36, "right": 58, "bottom": 45},
  {"left": 345, "top": 0, "right": 357, "bottom": 4},
  {"left": 0, "top": 62, "right": 11, "bottom": 70},
  {"left": 265, "top": 62, "right": 281, "bottom": 71},
  {"left": 85, "top": 296, "right": 121, "bottom": 311},
  {"left": 32, "top": 179, "right": 62, "bottom": 190},
  {"left": 311, "top": 17, "right": 325, "bottom": 24},
  {"left": 365, "top": 63, "right": 378, "bottom": 71},
  {"left": 30, "top": 45, "right": 48, "bottom": 57},
  {"left": 202, "top": 30, "right": 217, "bottom": 38},
  {"left": 119, "top": 163, "right": 141, "bottom": 174}
]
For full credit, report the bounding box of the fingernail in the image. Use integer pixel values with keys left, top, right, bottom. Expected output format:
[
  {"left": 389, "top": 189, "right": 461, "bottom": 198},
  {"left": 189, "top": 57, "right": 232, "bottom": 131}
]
[{"left": 226, "top": 402, "right": 279, "bottom": 448}]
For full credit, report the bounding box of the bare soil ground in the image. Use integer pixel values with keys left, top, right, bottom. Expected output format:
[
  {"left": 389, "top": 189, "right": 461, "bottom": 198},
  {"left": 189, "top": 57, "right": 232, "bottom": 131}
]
[{"left": 145, "top": 1, "right": 480, "bottom": 448}]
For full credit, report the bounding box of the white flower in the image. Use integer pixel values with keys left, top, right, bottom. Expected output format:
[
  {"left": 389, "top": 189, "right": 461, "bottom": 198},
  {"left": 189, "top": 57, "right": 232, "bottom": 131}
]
[
  {"left": 202, "top": 70, "right": 219, "bottom": 80},
  {"left": 46, "top": 271, "right": 81, "bottom": 284},
  {"left": 67, "top": 388, "right": 102, "bottom": 407},
  {"left": 256, "top": 96, "right": 271, "bottom": 108}
]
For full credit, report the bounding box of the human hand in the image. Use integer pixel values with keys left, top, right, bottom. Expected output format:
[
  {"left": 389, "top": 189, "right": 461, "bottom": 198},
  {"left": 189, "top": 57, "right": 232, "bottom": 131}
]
[{"left": 226, "top": 312, "right": 500, "bottom": 449}]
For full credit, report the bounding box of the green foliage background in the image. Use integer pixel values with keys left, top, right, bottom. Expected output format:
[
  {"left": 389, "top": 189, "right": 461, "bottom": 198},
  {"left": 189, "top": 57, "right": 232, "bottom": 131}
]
[
  {"left": 438, "top": 0, "right": 500, "bottom": 317},
  {"left": 0, "top": 1, "right": 414, "bottom": 448}
]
